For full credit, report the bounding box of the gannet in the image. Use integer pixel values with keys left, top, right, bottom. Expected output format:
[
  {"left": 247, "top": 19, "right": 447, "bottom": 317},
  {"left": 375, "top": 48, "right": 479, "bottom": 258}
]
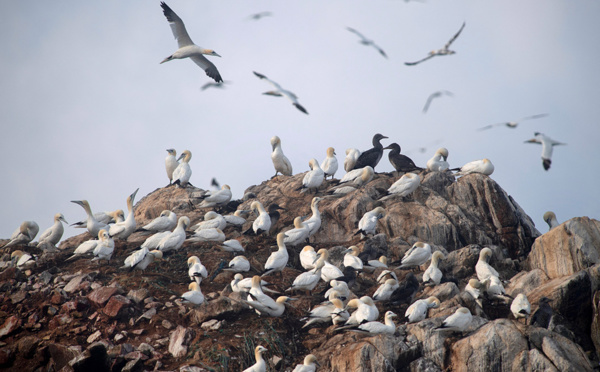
[
  {"left": 5, "top": 221, "right": 39, "bottom": 248},
  {"left": 475, "top": 247, "right": 499, "bottom": 282},
  {"left": 230, "top": 274, "right": 278, "bottom": 294},
  {"left": 108, "top": 188, "right": 139, "bottom": 240},
  {"left": 355, "top": 206, "right": 385, "bottom": 237},
  {"left": 373, "top": 279, "right": 400, "bottom": 301},
  {"left": 353, "top": 133, "right": 388, "bottom": 170},
  {"left": 365, "top": 256, "right": 388, "bottom": 271},
  {"left": 165, "top": 149, "right": 179, "bottom": 185},
  {"left": 286, "top": 259, "right": 324, "bottom": 295},
  {"left": 387, "top": 172, "right": 421, "bottom": 197},
  {"left": 249, "top": 201, "right": 271, "bottom": 235},
  {"left": 142, "top": 210, "right": 177, "bottom": 232},
  {"left": 193, "top": 211, "right": 226, "bottom": 231},
  {"left": 91, "top": 229, "right": 114, "bottom": 264},
  {"left": 324, "top": 280, "right": 351, "bottom": 301},
  {"left": 122, "top": 247, "right": 163, "bottom": 272},
  {"left": 434, "top": 307, "right": 472, "bottom": 332},
  {"left": 253, "top": 71, "right": 308, "bottom": 114},
  {"left": 343, "top": 246, "right": 363, "bottom": 270},
  {"left": 302, "top": 293, "right": 345, "bottom": 328},
  {"left": 346, "top": 27, "right": 387, "bottom": 58},
  {"left": 464, "top": 278, "right": 484, "bottom": 307},
  {"left": 188, "top": 227, "right": 225, "bottom": 242},
  {"left": 405, "top": 22, "right": 466, "bottom": 66},
  {"left": 37, "top": 213, "right": 68, "bottom": 247},
  {"left": 483, "top": 275, "right": 512, "bottom": 303},
  {"left": 299, "top": 159, "right": 325, "bottom": 193},
  {"left": 283, "top": 217, "right": 310, "bottom": 246},
  {"left": 188, "top": 256, "right": 208, "bottom": 284},
  {"left": 529, "top": 297, "right": 553, "bottom": 328},
  {"left": 332, "top": 167, "right": 374, "bottom": 195},
  {"left": 71, "top": 200, "right": 108, "bottom": 237},
  {"left": 160, "top": 2, "right": 222, "bottom": 83},
  {"left": 315, "top": 249, "right": 344, "bottom": 282},
  {"left": 452, "top": 158, "right": 494, "bottom": 176},
  {"left": 397, "top": 242, "right": 432, "bottom": 269},
  {"left": 331, "top": 299, "right": 351, "bottom": 325},
  {"left": 224, "top": 210, "right": 247, "bottom": 226},
  {"left": 300, "top": 246, "right": 317, "bottom": 270},
  {"left": 304, "top": 197, "right": 322, "bottom": 237},
  {"left": 261, "top": 233, "right": 289, "bottom": 277},
  {"left": 248, "top": 11, "right": 272, "bottom": 21},
  {"left": 524, "top": 132, "right": 566, "bottom": 171},
  {"left": 246, "top": 295, "right": 296, "bottom": 317},
  {"left": 344, "top": 296, "right": 379, "bottom": 325},
  {"left": 181, "top": 282, "right": 205, "bottom": 305},
  {"left": 405, "top": 296, "right": 441, "bottom": 323},
  {"left": 141, "top": 231, "right": 171, "bottom": 250},
  {"left": 224, "top": 255, "right": 250, "bottom": 272},
  {"left": 348, "top": 311, "right": 397, "bottom": 335},
  {"left": 270, "top": 136, "right": 293, "bottom": 177},
  {"left": 71, "top": 209, "right": 123, "bottom": 229},
  {"left": 321, "top": 147, "right": 338, "bottom": 179},
  {"left": 478, "top": 113, "right": 549, "bottom": 131},
  {"left": 158, "top": 216, "right": 190, "bottom": 252},
  {"left": 426, "top": 148, "right": 450, "bottom": 172},
  {"left": 376, "top": 269, "right": 398, "bottom": 284},
  {"left": 543, "top": 211, "right": 559, "bottom": 230},
  {"left": 344, "top": 148, "right": 361, "bottom": 173},
  {"left": 292, "top": 354, "right": 319, "bottom": 372},
  {"left": 172, "top": 150, "right": 192, "bottom": 187},
  {"left": 243, "top": 346, "right": 267, "bottom": 372},
  {"left": 423, "top": 251, "right": 444, "bottom": 286},
  {"left": 511, "top": 293, "right": 531, "bottom": 320},
  {"left": 197, "top": 185, "right": 232, "bottom": 208},
  {"left": 220, "top": 239, "right": 245, "bottom": 253},
  {"left": 423, "top": 90, "right": 453, "bottom": 113},
  {"left": 384, "top": 143, "right": 422, "bottom": 172},
  {"left": 10, "top": 250, "right": 34, "bottom": 268},
  {"left": 67, "top": 230, "right": 111, "bottom": 261}
]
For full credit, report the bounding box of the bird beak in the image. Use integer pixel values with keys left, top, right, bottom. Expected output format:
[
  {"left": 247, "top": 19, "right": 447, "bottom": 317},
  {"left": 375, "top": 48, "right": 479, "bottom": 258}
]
[
  {"left": 61, "top": 217, "right": 69, "bottom": 224},
  {"left": 212, "top": 52, "right": 222, "bottom": 57},
  {"left": 71, "top": 200, "right": 83, "bottom": 206},
  {"left": 383, "top": 145, "right": 393, "bottom": 150}
]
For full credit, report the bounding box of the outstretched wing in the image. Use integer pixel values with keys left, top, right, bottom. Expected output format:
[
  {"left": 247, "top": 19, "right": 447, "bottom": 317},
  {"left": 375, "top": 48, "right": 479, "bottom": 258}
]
[
  {"left": 444, "top": 21, "right": 466, "bottom": 49},
  {"left": 161, "top": 2, "right": 194, "bottom": 48},
  {"left": 405, "top": 54, "right": 435, "bottom": 66},
  {"left": 191, "top": 55, "right": 223, "bottom": 82}
]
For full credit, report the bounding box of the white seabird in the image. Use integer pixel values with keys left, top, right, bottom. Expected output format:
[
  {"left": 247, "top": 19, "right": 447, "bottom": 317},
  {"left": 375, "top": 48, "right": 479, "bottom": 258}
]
[
  {"left": 261, "top": 233, "right": 289, "bottom": 277},
  {"left": 71, "top": 209, "right": 123, "bottom": 230},
  {"left": 299, "top": 159, "right": 325, "bottom": 193},
  {"left": 475, "top": 247, "right": 499, "bottom": 282},
  {"left": 220, "top": 239, "right": 245, "bottom": 253},
  {"left": 344, "top": 148, "right": 361, "bottom": 173},
  {"left": 304, "top": 197, "right": 322, "bottom": 238},
  {"left": 286, "top": 258, "right": 324, "bottom": 295},
  {"left": 142, "top": 210, "right": 177, "bottom": 232},
  {"left": 245, "top": 294, "right": 296, "bottom": 317},
  {"left": 181, "top": 282, "right": 205, "bottom": 305},
  {"left": 434, "top": 307, "right": 472, "bottom": 332},
  {"left": 71, "top": 200, "right": 108, "bottom": 237},
  {"left": 230, "top": 274, "right": 278, "bottom": 294},
  {"left": 373, "top": 279, "right": 400, "bottom": 301},
  {"left": 331, "top": 299, "right": 351, "bottom": 325},
  {"left": 453, "top": 158, "right": 494, "bottom": 176},
  {"left": 158, "top": 216, "right": 190, "bottom": 253},
  {"left": 365, "top": 256, "right": 388, "bottom": 271},
  {"left": 160, "top": 2, "right": 222, "bottom": 83},
  {"left": 376, "top": 269, "right": 398, "bottom": 284},
  {"left": 405, "top": 296, "right": 441, "bottom": 323},
  {"left": 243, "top": 346, "right": 267, "bottom": 372},
  {"left": 397, "top": 242, "right": 432, "bottom": 269},
  {"left": 172, "top": 150, "right": 192, "bottom": 187},
  {"left": 300, "top": 245, "right": 317, "bottom": 270},
  {"left": 302, "top": 293, "right": 346, "bottom": 328},
  {"left": 165, "top": 149, "right": 179, "bottom": 185},
  {"left": 343, "top": 246, "right": 363, "bottom": 271},
  {"left": 483, "top": 275, "right": 512, "bottom": 303},
  {"left": 37, "top": 213, "right": 68, "bottom": 247},
  {"left": 426, "top": 148, "right": 450, "bottom": 172},
  {"left": 346, "top": 27, "right": 387, "bottom": 58},
  {"left": 270, "top": 136, "right": 293, "bottom": 177},
  {"left": 122, "top": 247, "right": 163, "bottom": 272},
  {"left": 478, "top": 113, "right": 549, "bottom": 131},
  {"left": 10, "top": 250, "right": 34, "bottom": 268},
  {"left": 405, "top": 22, "right": 466, "bottom": 66},
  {"left": 324, "top": 280, "right": 351, "bottom": 302},
  {"left": 349, "top": 311, "right": 397, "bottom": 335},
  {"left": 292, "top": 354, "right": 319, "bottom": 372},
  {"left": 224, "top": 255, "right": 250, "bottom": 273},
  {"left": 67, "top": 229, "right": 112, "bottom": 261},
  {"left": 250, "top": 201, "right": 271, "bottom": 235},
  {"left": 109, "top": 188, "right": 139, "bottom": 240},
  {"left": 464, "top": 278, "right": 484, "bottom": 307},
  {"left": 253, "top": 72, "right": 308, "bottom": 114},
  {"left": 197, "top": 185, "right": 232, "bottom": 208},
  {"left": 423, "top": 251, "right": 444, "bottom": 286},
  {"left": 344, "top": 296, "right": 379, "bottom": 325},
  {"left": 193, "top": 211, "right": 226, "bottom": 231},
  {"left": 331, "top": 166, "right": 374, "bottom": 195},
  {"left": 321, "top": 147, "right": 338, "bottom": 179},
  {"left": 525, "top": 132, "right": 566, "bottom": 171},
  {"left": 283, "top": 217, "right": 310, "bottom": 246},
  {"left": 141, "top": 231, "right": 171, "bottom": 250},
  {"left": 224, "top": 210, "right": 247, "bottom": 227},
  {"left": 91, "top": 229, "right": 115, "bottom": 264},
  {"left": 387, "top": 172, "right": 421, "bottom": 197},
  {"left": 188, "top": 227, "right": 225, "bottom": 242},
  {"left": 511, "top": 293, "right": 531, "bottom": 320},
  {"left": 543, "top": 211, "right": 559, "bottom": 230},
  {"left": 423, "top": 90, "right": 453, "bottom": 113},
  {"left": 355, "top": 206, "right": 385, "bottom": 237},
  {"left": 315, "top": 248, "right": 344, "bottom": 282},
  {"left": 188, "top": 256, "right": 208, "bottom": 284}
]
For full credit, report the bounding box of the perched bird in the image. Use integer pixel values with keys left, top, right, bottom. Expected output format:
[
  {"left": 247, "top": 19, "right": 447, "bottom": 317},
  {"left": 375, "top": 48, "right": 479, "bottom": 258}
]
[
  {"left": 10, "top": 250, "right": 34, "bottom": 268},
  {"left": 108, "top": 188, "right": 139, "bottom": 240},
  {"left": 71, "top": 200, "right": 109, "bottom": 237},
  {"left": 524, "top": 132, "right": 566, "bottom": 171},
  {"left": 243, "top": 346, "right": 268, "bottom": 372},
  {"left": 270, "top": 136, "right": 293, "bottom": 177},
  {"left": 188, "top": 227, "right": 225, "bottom": 242},
  {"left": 475, "top": 247, "right": 499, "bottom": 282},
  {"left": 543, "top": 211, "right": 559, "bottom": 230},
  {"left": 353, "top": 133, "right": 388, "bottom": 170},
  {"left": 331, "top": 299, "right": 351, "bottom": 325},
  {"left": 478, "top": 113, "right": 549, "bottom": 131},
  {"left": 292, "top": 354, "right": 319, "bottom": 372},
  {"left": 91, "top": 229, "right": 115, "bottom": 264},
  {"left": 261, "top": 233, "right": 289, "bottom": 277},
  {"left": 122, "top": 247, "right": 163, "bottom": 272},
  {"left": 245, "top": 295, "right": 296, "bottom": 317},
  {"left": 197, "top": 185, "right": 232, "bottom": 208},
  {"left": 300, "top": 246, "right": 318, "bottom": 270},
  {"left": 348, "top": 311, "right": 398, "bottom": 335},
  {"left": 321, "top": 147, "right": 338, "bottom": 179},
  {"left": 384, "top": 143, "right": 422, "bottom": 172},
  {"left": 434, "top": 307, "right": 472, "bottom": 332},
  {"left": 483, "top": 275, "right": 512, "bottom": 303},
  {"left": 331, "top": 166, "right": 374, "bottom": 195},
  {"left": 397, "top": 242, "right": 432, "bottom": 269},
  {"left": 71, "top": 209, "right": 123, "bottom": 230},
  {"left": 158, "top": 216, "right": 190, "bottom": 253},
  {"left": 181, "top": 282, "right": 205, "bottom": 305},
  {"left": 423, "top": 251, "right": 445, "bottom": 286},
  {"left": 324, "top": 280, "right": 351, "bottom": 303},
  {"left": 388, "top": 273, "right": 419, "bottom": 306},
  {"left": 165, "top": 149, "right": 179, "bottom": 185},
  {"left": 172, "top": 150, "right": 192, "bottom": 187},
  {"left": 452, "top": 158, "right": 494, "bottom": 176},
  {"left": 267, "top": 203, "right": 285, "bottom": 234},
  {"left": 67, "top": 230, "right": 112, "bottom": 261},
  {"left": 193, "top": 211, "right": 226, "bottom": 231},
  {"left": 160, "top": 2, "right": 222, "bottom": 83},
  {"left": 464, "top": 278, "right": 485, "bottom": 308},
  {"left": 373, "top": 279, "right": 400, "bottom": 301},
  {"left": 304, "top": 197, "right": 322, "bottom": 238},
  {"left": 283, "top": 217, "right": 310, "bottom": 246},
  {"left": 387, "top": 173, "right": 421, "bottom": 197},
  {"left": 286, "top": 259, "right": 324, "bottom": 295},
  {"left": 426, "top": 148, "right": 450, "bottom": 172},
  {"left": 302, "top": 293, "right": 346, "bottom": 328},
  {"left": 529, "top": 297, "right": 553, "bottom": 328},
  {"left": 364, "top": 256, "right": 389, "bottom": 271},
  {"left": 344, "top": 296, "right": 379, "bottom": 325},
  {"left": 141, "top": 210, "right": 177, "bottom": 232},
  {"left": 224, "top": 255, "right": 250, "bottom": 273},
  {"left": 315, "top": 248, "right": 344, "bottom": 282},
  {"left": 511, "top": 293, "right": 531, "bottom": 320},
  {"left": 37, "top": 213, "right": 68, "bottom": 247},
  {"left": 299, "top": 159, "right": 325, "bottom": 193},
  {"left": 343, "top": 246, "right": 363, "bottom": 271},
  {"left": 405, "top": 296, "right": 441, "bottom": 323},
  {"left": 405, "top": 22, "right": 466, "bottom": 66},
  {"left": 423, "top": 90, "right": 453, "bottom": 113},
  {"left": 346, "top": 27, "right": 387, "bottom": 58},
  {"left": 188, "top": 256, "right": 208, "bottom": 284},
  {"left": 254, "top": 71, "right": 308, "bottom": 114},
  {"left": 248, "top": 201, "right": 271, "bottom": 235},
  {"left": 376, "top": 270, "right": 398, "bottom": 284},
  {"left": 344, "top": 148, "right": 361, "bottom": 172},
  {"left": 223, "top": 210, "right": 248, "bottom": 227},
  {"left": 230, "top": 274, "right": 278, "bottom": 294},
  {"left": 220, "top": 239, "right": 245, "bottom": 253},
  {"left": 355, "top": 206, "right": 385, "bottom": 237}
]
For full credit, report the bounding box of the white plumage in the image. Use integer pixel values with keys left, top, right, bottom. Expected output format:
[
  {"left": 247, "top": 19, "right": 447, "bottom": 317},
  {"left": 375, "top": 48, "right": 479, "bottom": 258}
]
[
  {"left": 511, "top": 293, "right": 531, "bottom": 319},
  {"left": 343, "top": 246, "right": 363, "bottom": 270},
  {"left": 426, "top": 148, "right": 449, "bottom": 172},
  {"left": 356, "top": 206, "right": 385, "bottom": 237},
  {"left": 37, "top": 213, "right": 67, "bottom": 247},
  {"left": 388, "top": 172, "right": 420, "bottom": 197},
  {"left": 292, "top": 354, "right": 319, "bottom": 372},
  {"left": 321, "top": 147, "right": 338, "bottom": 179},
  {"left": 243, "top": 346, "right": 268, "bottom": 372},
  {"left": 398, "top": 242, "right": 432, "bottom": 269},
  {"left": 198, "top": 185, "right": 232, "bottom": 208},
  {"left": 70, "top": 200, "right": 108, "bottom": 238},
  {"left": 270, "top": 136, "right": 293, "bottom": 177},
  {"left": 434, "top": 307, "right": 472, "bottom": 332},
  {"left": 122, "top": 247, "right": 163, "bottom": 271},
  {"left": 141, "top": 231, "right": 171, "bottom": 250},
  {"left": 181, "top": 282, "right": 205, "bottom": 305},
  {"left": 91, "top": 229, "right": 114, "bottom": 263},
  {"left": 251, "top": 201, "right": 271, "bottom": 235},
  {"left": 262, "top": 233, "right": 289, "bottom": 277},
  {"left": 315, "top": 249, "right": 344, "bottom": 282},
  {"left": 524, "top": 132, "right": 566, "bottom": 171},
  {"left": 193, "top": 211, "right": 226, "bottom": 231},
  {"left": 373, "top": 279, "right": 399, "bottom": 301},
  {"left": 165, "top": 149, "right": 179, "bottom": 184},
  {"left": 351, "top": 311, "right": 397, "bottom": 335},
  {"left": 301, "top": 159, "right": 325, "bottom": 192},
  {"left": 345, "top": 296, "right": 379, "bottom": 325},
  {"left": 344, "top": 148, "right": 361, "bottom": 172},
  {"left": 188, "top": 228, "right": 225, "bottom": 242},
  {"left": 142, "top": 210, "right": 177, "bottom": 232},
  {"left": 220, "top": 239, "right": 245, "bottom": 253},
  {"left": 304, "top": 197, "right": 322, "bottom": 237},
  {"left": 423, "top": 251, "right": 444, "bottom": 286},
  {"left": 188, "top": 256, "right": 208, "bottom": 284},
  {"left": 283, "top": 217, "right": 310, "bottom": 246},
  {"left": 454, "top": 158, "right": 494, "bottom": 176},
  {"left": 108, "top": 188, "right": 139, "bottom": 240},
  {"left": 225, "top": 255, "right": 250, "bottom": 272},
  {"left": 405, "top": 296, "right": 440, "bottom": 323},
  {"left": 172, "top": 150, "right": 192, "bottom": 187},
  {"left": 300, "top": 246, "right": 317, "bottom": 270},
  {"left": 158, "top": 216, "right": 190, "bottom": 252},
  {"left": 475, "top": 247, "right": 499, "bottom": 282}
]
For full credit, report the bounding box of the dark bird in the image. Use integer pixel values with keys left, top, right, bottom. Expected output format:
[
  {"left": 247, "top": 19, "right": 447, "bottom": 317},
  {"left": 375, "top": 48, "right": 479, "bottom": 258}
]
[
  {"left": 248, "top": 11, "right": 272, "bottom": 21},
  {"left": 353, "top": 133, "right": 389, "bottom": 170},
  {"left": 159, "top": 2, "right": 223, "bottom": 83},
  {"left": 210, "top": 177, "right": 220, "bottom": 189},
  {"left": 267, "top": 203, "right": 285, "bottom": 234},
  {"left": 529, "top": 297, "right": 553, "bottom": 328},
  {"left": 253, "top": 71, "right": 308, "bottom": 114},
  {"left": 422, "top": 90, "right": 454, "bottom": 113},
  {"left": 478, "top": 113, "right": 549, "bottom": 131},
  {"left": 405, "top": 22, "right": 466, "bottom": 66},
  {"left": 346, "top": 27, "right": 388, "bottom": 58},
  {"left": 384, "top": 143, "right": 423, "bottom": 172},
  {"left": 524, "top": 132, "right": 566, "bottom": 171},
  {"left": 388, "top": 273, "right": 419, "bottom": 306}
]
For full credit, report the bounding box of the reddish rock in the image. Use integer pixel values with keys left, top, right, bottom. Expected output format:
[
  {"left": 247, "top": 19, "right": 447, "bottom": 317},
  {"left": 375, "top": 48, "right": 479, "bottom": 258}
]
[
  {"left": 0, "top": 316, "right": 20, "bottom": 338},
  {"left": 47, "top": 343, "right": 79, "bottom": 370},
  {"left": 103, "top": 295, "right": 131, "bottom": 319},
  {"left": 0, "top": 267, "right": 26, "bottom": 282},
  {"left": 124, "top": 350, "right": 149, "bottom": 361},
  {"left": 168, "top": 326, "right": 195, "bottom": 358},
  {"left": 17, "top": 336, "right": 40, "bottom": 359},
  {"left": 64, "top": 274, "right": 88, "bottom": 293},
  {"left": 87, "top": 287, "right": 119, "bottom": 308},
  {"left": 0, "top": 346, "right": 15, "bottom": 366},
  {"left": 50, "top": 292, "right": 65, "bottom": 305}
]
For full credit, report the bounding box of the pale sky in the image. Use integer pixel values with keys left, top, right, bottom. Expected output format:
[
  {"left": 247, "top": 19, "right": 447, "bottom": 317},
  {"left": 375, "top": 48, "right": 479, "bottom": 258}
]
[{"left": 1, "top": 1, "right": 598, "bottom": 240}]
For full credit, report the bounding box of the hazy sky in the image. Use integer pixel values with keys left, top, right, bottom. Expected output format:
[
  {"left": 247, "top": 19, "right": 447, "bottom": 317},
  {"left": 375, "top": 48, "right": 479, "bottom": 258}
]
[{"left": 1, "top": 1, "right": 599, "bottom": 240}]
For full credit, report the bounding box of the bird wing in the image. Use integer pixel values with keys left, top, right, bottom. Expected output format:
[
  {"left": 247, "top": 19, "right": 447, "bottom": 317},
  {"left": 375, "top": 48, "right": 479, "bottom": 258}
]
[
  {"left": 346, "top": 27, "right": 368, "bottom": 42},
  {"left": 253, "top": 71, "right": 284, "bottom": 92},
  {"left": 444, "top": 21, "right": 466, "bottom": 49},
  {"left": 404, "top": 54, "right": 435, "bottom": 66},
  {"left": 161, "top": 2, "right": 194, "bottom": 48},
  {"left": 38, "top": 226, "right": 53, "bottom": 242},
  {"left": 191, "top": 55, "right": 223, "bottom": 83},
  {"left": 422, "top": 93, "right": 439, "bottom": 113},
  {"left": 375, "top": 45, "right": 388, "bottom": 58},
  {"left": 124, "top": 247, "right": 148, "bottom": 267}
]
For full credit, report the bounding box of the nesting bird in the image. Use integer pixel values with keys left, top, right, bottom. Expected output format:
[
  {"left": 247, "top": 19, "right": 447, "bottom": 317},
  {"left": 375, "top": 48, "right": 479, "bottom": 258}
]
[
  {"left": 452, "top": 158, "right": 494, "bottom": 176},
  {"left": 188, "top": 227, "right": 225, "bottom": 242},
  {"left": 188, "top": 256, "right": 208, "bottom": 284},
  {"left": 193, "top": 211, "right": 226, "bottom": 231},
  {"left": 248, "top": 201, "right": 272, "bottom": 235},
  {"left": 304, "top": 197, "right": 322, "bottom": 238},
  {"left": 108, "top": 188, "right": 139, "bottom": 240},
  {"left": 331, "top": 166, "right": 374, "bottom": 195},
  {"left": 529, "top": 297, "right": 553, "bottom": 328},
  {"left": 348, "top": 311, "right": 397, "bottom": 335},
  {"left": 165, "top": 149, "right": 179, "bottom": 185},
  {"left": 220, "top": 239, "right": 245, "bottom": 253},
  {"left": 292, "top": 354, "right": 319, "bottom": 372},
  {"left": 11, "top": 250, "right": 34, "bottom": 268},
  {"left": 196, "top": 185, "right": 232, "bottom": 208},
  {"left": 524, "top": 132, "right": 566, "bottom": 170},
  {"left": 315, "top": 248, "right": 344, "bottom": 282},
  {"left": 157, "top": 216, "right": 190, "bottom": 253},
  {"left": 300, "top": 246, "right": 318, "bottom": 270},
  {"left": 122, "top": 247, "right": 163, "bottom": 272},
  {"left": 344, "top": 148, "right": 361, "bottom": 172},
  {"left": 71, "top": 200, "right": 108, "bottom": 238},
  {"left": 355, "top": 206, "right": 385, "bottom": 237},
  {"left": 91, "top": 229, "right": 115, "bottom": 264},
  {"left": 261, "top": 233, "right": 289, "bottom": 277},
  {"left": 426, "top": 148, "right": 450, "bottom": 172},
  {"left": 434, "top": 307, "right": 472, "bottom": 332},
  {"left": 475, "top": 247, "right": 499, "bottom": 282},
  {"left": 423, "top": 251, "right": 445, "bottom": 286},
  {"left": 397, "top": 242, "right": 432, "bottom": 269},
  {"left": 373, "top": 278, "right": 400, "bottom": 301},
  {"left": 270, "top": 136, "right": 293, "bottom": 177},
  {"left": 405, "top": 296, "right": 440, "bottom": 323},
  {"left": 344, "top": 296, "right": 379, "bottom": 325},
  {"left": 141, "top": 210, "right": 177, "bottom": 232},
  {"left": 225, "top": 255, "right": 250, "bottom": 273},
  {"left": 299, "top": 159, "right": 325, "bottom": 193},
  {"left": 343, "top": 246, "right": 363, "bottom": 270},
  {"left": 283, "top": 217, "right": 310, "bottom": 246},
  {"left": 181, "top": 282, "right": 205, "bottom": 305},
  {"left": 511, "top": 293, "right": 531, "bottom": 321},
  {"left": 387, "top": 172, "right": 421, "bottom": 197}
]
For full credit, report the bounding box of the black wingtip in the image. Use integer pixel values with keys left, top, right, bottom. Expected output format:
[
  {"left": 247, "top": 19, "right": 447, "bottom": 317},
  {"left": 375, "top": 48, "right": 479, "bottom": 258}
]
[
  {"left": 253, "top": 71, "right": 266, "bottom": 79},
  {"left": 294, "top": 103, "right": 308, "bottom": 114}
]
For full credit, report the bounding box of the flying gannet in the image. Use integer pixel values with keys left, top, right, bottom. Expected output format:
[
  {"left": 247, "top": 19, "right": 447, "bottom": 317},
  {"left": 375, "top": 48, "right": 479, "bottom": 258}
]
[
  {"left": 387, "top": 172, "right": 421, "bottom": 197},
  {"left": 157, "top": 216, "right": 190, "bottom": 252},
  {"left": 344, "top": 148, "right": 361, "bottom": 172},
  {"left": 165, "top": 149, "right": 179, "bottom": 185},
  {"left": 452, "top": 158, "right": 494, "bottom": 176},
  {"left": 346, "top": 27, "right": 388, "bottom": 58},
  {"left": 405, "top": 296, "right": 440, "bottom": 323},
  {"left": 384, "top": 143, "right": 422, "bottom": 172},
  {"left": 197, "top": 185, "right": 232, "bottom": 208},
  {"left": 426, "top": 148, "right": 450, "bottom": 172},
  {"left": 397, "top": 242, "right": 432, "bottom": 269},
  {"left": 524, "top": 132, "right": 566, "bottom": 171},
  {"left": 270, "top": 136, "right": 293, "bottom": 177},
  {"left": 261, "top": 233, "right": 289, "bottom": 277},
  {"left": 108, "top": 188, "right": 139, "bottom": 240},
  {"left": 405, "top": 22, "right": 466, "bottom": 66},
  {"left": 243, "top": 346, "right": 267, "bottom": 372},
  {"left": 292, "top": 354, "right": 319, "bottom": 372},
  {"left": 160, "top": 2, "right": 223, "bottom": 83},
  {"left": 321, "top": 147, "right": 338, "bottom": 179},
  {"left": 172, "top": 150, "right": 192, "bottom": 187},
  {"left": 423, "top": 90, "right": 454, "bottom": 113},
  {"left": 181, "top": 282, "right": 205, "bottom": 305},
  {"left": 142, "top": 210, "right": 177, "bottom": 232},
  {"left": 433, "top": 307, "right": 472, "bottom": 332},
  {"left": 423, "top": 251, "right": 444, "bottom": 286},
  {"left": 71, "top": 200, "right": 109, "bottom": 237},
  {"left": 299, "top": 159, "right": 325, "bottom": 193},
  {"left": 478, "top": 113, "right": 549, "bottom": 131},
  {"left": 122, "top": 247, "right": 163, "bottom": 272},
  {"left": 188, "top": 256, "right": 208, "bottom": 284},
  {"left": 353, "top": 133, "right": 388, "bottom": 170},
  {"left": 253, "top": 71, "right": 308, "bottom": 114},
  {"left": 355, "top": 206, "right": 385, "bottom": 238},
  {"left": 37, "top": 213, "right": 68, "bottom": 248},
  {"left": 543, "top": 211, "right": 559, "bottom": 230}
]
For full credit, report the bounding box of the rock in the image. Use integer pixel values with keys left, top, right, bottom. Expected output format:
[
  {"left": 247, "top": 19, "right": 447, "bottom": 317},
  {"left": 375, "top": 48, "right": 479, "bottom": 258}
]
[
  {"left": 136, "top": 307, "right": 156, "bottom": 323},
  {"left": 16, "top": 336, "right": 40, "bottom": 359},
  {"left": 0, "top": 316, "right": 20, "bottom": 338},
  {"left": 39, "top": 270, "right": 53, "bottom": 284},
  {"left": 168, "top": 326, "right": 195, "bottom": 358},
  {"left": 137, "top": 343, "right": 154, "bottom": 357},
  {"left": 64, "top": 274, "right": 89, "bottom": 293},
  {"left": 10, "top": 290, "right": 27, "bottom": 304},
  {"left": 87, "top": 330, "right": 102, "bottom": 344},
  {"left": 162, "top": 319, "right": 174, "bottom": 330},
  {"left": 201, "top": 319, "right": 224, "bottom": 330},
  {"left": 189, "top": 294, "right": 246, "bottom": 325},
  {"left": 440, "top": 245, "right": 480, "bottom": 280},
  {"left": 506, "top": 269, "right": 550, "bottom": 297},
  {"left": 103, "top": 295, "right": 131, "bottom": 319},
  {"left": 409, "top": 357, "right": 443, "bottom": 372},
  {"left": 47, "top": 343, "right": 80, "bottom": 371},
  {"left": 70, "top": 342, "right": 111, "bottom": 372},
  {"left": 0, "top": 346, "right": 15, "bottom": 366},
  {"left": 527, "top": 327, "right": 593, "bottom": 372},
  {"left": 423, "top": 282, "right": 459, "bottom": 303},
  {"left": 87, "top": 286, "right": 120, "bottom": 308},
  {"left": 0, "top": 267, "right": 26, "bottom": 282},
  {"left": 127, "top": 288, "right": 149, "bottom": 304},
  {"left": 121, "top": 357, "right": 144, "bottom": 372}
]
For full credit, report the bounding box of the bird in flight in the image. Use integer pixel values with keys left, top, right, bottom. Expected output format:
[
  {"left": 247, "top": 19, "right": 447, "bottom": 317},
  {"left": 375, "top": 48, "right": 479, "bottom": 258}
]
[
  {"left": 253, "top": 71, "right": 308, "bottom": 114},
  {"left": 478, "top": 113, "right": 549, "bottom": 131},
  {"left": 346, "top": 27, "right": 388, "bottom": 58},
  {"left": 524, "top": 132, "right": 566, "bottom": 171},
  {"left": 200, "top": 81, "right": 230, "bottom": 91},
  {"left": 159, "top": 2, "right": 223, "bottom": 83},
  {"left": 405, "top": 22, "right": 466, "bottom": 66},
  {"left": 248, "top": 11, "right": 273, "bottom": 21},
  {"left": 422, "top": 90, "right": 454, "bottom": 113}
]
